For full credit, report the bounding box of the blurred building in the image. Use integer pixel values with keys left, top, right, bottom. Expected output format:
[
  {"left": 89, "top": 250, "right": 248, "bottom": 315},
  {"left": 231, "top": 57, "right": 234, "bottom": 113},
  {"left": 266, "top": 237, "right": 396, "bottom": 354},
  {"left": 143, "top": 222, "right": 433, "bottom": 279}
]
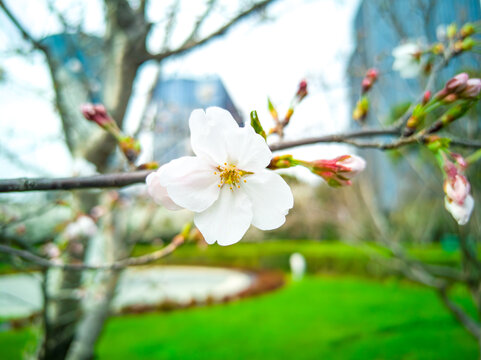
[
  {"left": 348, "top": 0, "right": 481, "bottom": 210},
  {"left": 40, "top": 34, "right": 242, "bottom": 168},
  {"left": 146, "top": 76, "right": 242, "bottom": 165}
]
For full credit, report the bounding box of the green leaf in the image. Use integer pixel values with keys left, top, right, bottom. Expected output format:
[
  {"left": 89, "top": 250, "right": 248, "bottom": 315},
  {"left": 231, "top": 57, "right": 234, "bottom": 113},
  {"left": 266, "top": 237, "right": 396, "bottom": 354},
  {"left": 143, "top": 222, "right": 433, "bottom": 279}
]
[{"left": 250, "top": 110, "right": 266, "bottom": 140}]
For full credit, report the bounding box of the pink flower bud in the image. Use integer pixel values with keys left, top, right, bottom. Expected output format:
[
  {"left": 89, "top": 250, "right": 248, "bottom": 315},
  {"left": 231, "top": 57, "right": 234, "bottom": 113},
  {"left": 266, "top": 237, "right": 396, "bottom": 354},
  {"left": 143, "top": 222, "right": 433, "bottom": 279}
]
[
  {"left": 296, "top": 80, "right": 308, "bottom": 101},
  {"left": 460, "top": 78, "right": 481, "bottom": 98},
  {"left": 422, "top": 90, "right": 431, "bottom": 105},
  {"left": 43, "top": 243, "right": 61, "bottom": 259},
  {"left": 336, "top": 155, "right": 366, "bottom": 179},
  {"left": 361, "top": 68, "right": 379, "bottom": 94},
  {"left": 310, "top": 155, "right": 366, "bottom": 187},
  {"left": 81, "top": 103, "right": 113, "bottom": 127},
  {"left": 361, "top": 77, "right": 373, "bottom": 93},
  {"left": 444, "top": 174, "right": 470, "bottom": 205},
  {"left": 445, "top": 73, "right": 469, "bottom": 93},
  {"left": 450, "top": 153, "right": 468, "bottom": 170},
  {"left": 366, "top": 68, "right": 379, "bottom": 80}
]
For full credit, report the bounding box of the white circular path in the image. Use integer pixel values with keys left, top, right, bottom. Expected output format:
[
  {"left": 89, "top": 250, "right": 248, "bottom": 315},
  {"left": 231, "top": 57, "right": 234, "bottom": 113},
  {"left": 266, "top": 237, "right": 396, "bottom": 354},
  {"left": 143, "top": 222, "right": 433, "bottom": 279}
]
[{"left": 0, "top": 266, "right": 254, "bottom": 318}]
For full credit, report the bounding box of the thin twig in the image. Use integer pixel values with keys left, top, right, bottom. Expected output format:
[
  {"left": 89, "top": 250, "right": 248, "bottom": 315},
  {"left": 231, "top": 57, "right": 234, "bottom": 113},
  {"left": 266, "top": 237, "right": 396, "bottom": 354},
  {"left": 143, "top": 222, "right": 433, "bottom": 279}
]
[
  {"left": 269, "top": 127, "right": 401, "bottom": 151},
  {"left": 0, "top": 0, "right": 47, "bottom": 52},
  {"left": 0, "top": 236, "right": 184, "bottom": 271},
  {"left": 180, "top": 0, "right": 217, "bottom": 48},
  {"left": 438, "top": 286, "right": 481, "bottom": 338},
  {"left": 146, "top": 0, "right": 277, "bottom": 61}
]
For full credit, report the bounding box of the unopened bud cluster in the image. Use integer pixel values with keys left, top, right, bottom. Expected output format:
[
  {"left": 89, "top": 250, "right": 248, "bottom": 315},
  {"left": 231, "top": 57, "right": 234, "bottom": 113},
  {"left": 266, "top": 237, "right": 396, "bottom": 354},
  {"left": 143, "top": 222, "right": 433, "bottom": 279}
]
[
  {"left": 361, "top": 68, "right": 379, "bottom": 94},
  {"left": 81, "top": 103, "right": 142, "bottom": 164},
  {"left": 354, "top": 68, "right": 379, "bottom": 123},
  {"left": 440, "top": 22, "right": 480, "bottom": 54},
  {"left": 442, "top": 154, "right": 474, "bottom": 225},
  {"left": 81, "top": 104, "right": 114, "bottom": 129},
  {"left": 306, "top": 155, "right": 366, "bottom": 187},
  {"left": 353, "top": 96, "right": 369, "bottom": 123},
  {"left": 403, "top": 72, "right": 480, "bottom": 137},
  {"left": 268, "top": 154, "right": 366, "bottom": 187},
  {"left": 268, "top": 80, "right": 309, "bottom": 138}
]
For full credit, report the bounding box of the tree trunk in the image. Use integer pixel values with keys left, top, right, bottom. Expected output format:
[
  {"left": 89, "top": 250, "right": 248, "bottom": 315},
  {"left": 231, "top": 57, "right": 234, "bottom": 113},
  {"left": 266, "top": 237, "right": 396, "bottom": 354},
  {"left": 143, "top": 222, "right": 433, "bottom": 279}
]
[{"left": 37, "top": 244, "right": 85, "bottom": 360}]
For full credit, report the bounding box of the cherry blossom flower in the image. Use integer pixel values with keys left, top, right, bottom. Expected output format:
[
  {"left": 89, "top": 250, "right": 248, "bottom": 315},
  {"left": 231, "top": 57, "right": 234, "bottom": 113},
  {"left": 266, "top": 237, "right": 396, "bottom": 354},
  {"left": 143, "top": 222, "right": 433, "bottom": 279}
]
[
  {"left": 65, "top": 215, "right": 98, "bottom": 240},
  {"left": 392, "top": 42, "right": 423, "bottom": 79},
  {"left": 445, "top": 195, "right": 474, "bottom": 226},
  {"left": 461, "top": 78, "right": 481, "bottom": 98},
  {"left": 443, "top": 157, "right": 474, "bottom": 226},
  {"left": 146, "top": 107, "right": 294, "bottom": 246}
]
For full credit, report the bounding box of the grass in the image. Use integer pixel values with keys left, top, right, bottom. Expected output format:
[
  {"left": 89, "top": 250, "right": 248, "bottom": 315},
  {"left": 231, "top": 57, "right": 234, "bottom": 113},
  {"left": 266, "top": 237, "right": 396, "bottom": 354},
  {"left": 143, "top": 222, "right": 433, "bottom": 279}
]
[
  {"left": 0, "top": 240, "right": 476, "bottom": 359},
  {"left": 95, "top": 276, "right": 477, "bottom": 359},
  {"left": 133, "top": 239, "right": 462, "bottom": 276},
  {"left": 2, "top": 275, "right": 477, "bottom": 359}
]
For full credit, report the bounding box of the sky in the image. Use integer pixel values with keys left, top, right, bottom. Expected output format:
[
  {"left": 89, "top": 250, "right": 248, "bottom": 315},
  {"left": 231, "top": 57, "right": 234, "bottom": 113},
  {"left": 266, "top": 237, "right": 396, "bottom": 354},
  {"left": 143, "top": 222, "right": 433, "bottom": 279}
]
[{"left": 0, "top": 0, "right": 361, "bottom": 182}]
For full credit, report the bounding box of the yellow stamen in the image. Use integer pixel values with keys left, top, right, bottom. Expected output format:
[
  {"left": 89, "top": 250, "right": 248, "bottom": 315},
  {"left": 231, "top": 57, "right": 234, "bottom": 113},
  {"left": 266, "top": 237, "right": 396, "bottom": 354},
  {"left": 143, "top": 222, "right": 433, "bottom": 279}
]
[{"left": 216, "top": 163, "right": 252, "bottom": 190}]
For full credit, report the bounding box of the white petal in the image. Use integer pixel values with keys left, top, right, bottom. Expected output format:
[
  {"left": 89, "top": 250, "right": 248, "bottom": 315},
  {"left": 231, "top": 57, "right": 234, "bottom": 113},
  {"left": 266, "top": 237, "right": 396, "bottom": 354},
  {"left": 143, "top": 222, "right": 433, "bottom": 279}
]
[
  {"left": 194, "top": 187, "right": 253, "bottom": 246},
  {"left": 223, "top": 126, "right": 272, "bottom": 171},
  {"left": 146, "top": 172, "right": 183, "bottom": 211},
  {"left": 189, "top": 107, "right": 238, "bottom": 164},
  {"left": 400, "top": 64, "right": 421, "bottom": 79},
  {"left": 392, "top": 43, "right": 419, "bottom": 57},
  {"left": 445, "top": 195, "right": 474, "bottom": 225},
  {"left": 242, "top": 170, "right": 294, "bottom": 230},
  {"left": 340, "top": 155, "right": 366, "bottom": 179},
  {"left": 158, "top": 156, "right": 220, "bottom": 212}
]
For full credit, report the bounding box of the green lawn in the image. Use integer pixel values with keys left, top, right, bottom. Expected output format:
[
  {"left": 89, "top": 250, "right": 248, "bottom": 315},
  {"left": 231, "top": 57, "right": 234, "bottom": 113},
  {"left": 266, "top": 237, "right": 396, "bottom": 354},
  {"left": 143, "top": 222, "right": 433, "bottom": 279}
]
[
  {"left": 95, "top": 276, "right": 477, "bottom": 360},
  {"left": 1, "top": 240, "right": 476, "bottom": 359},
  {"left": 3, "top": 275, "right": 476, "bottom": 359}
]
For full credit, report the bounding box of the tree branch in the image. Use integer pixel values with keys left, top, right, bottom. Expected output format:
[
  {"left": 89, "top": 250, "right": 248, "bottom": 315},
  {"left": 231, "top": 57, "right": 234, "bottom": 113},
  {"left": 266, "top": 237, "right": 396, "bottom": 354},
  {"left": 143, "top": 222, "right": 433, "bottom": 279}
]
[
  {"left": 1, "top": 124, "right": 481, "bottom": 193},
  {"left": 393, "top": 48, "right": 458, "bottom": 132},
  {"left": 146, "top": 0, "right": 277, "bottom": 61},
  {"left": 438, "top": 286, "right": 481, "bottom": 339},
  {"left": 180, "top": 0, "right": 217, "bottom": 48},
  {"left": 0, "top": 0, "right": 48, "bottom": 52},
  {"left": 0, "top": 170, "right": 152, "bottom": 192},
  {"left": 0, "top": 236, "right": 184, "bottom": 271},
  {"left": 269, "top": 127, "right": 401, "bottom": 151}
]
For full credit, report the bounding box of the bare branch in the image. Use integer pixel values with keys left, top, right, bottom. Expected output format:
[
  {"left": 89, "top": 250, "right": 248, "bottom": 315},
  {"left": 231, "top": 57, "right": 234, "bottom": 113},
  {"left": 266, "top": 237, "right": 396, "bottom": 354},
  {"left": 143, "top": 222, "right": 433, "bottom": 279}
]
[
  {"left": 0, "top": 170, "right": 152, "bottom": 192},
  {"left": 1, "top": 122, "right": 481, "bottom": 193},
  {"left": 46, "top": 0, "right": 74, "bottom": 33},
  {"left": 269, "top": 127, "right": 401, "bottom": 151},
  {"left": 0, "top": 236, "right": 184, "bottom": 271},
  {"left": 146, "top": 0, "right": 277, "bottom": 61},
  {"left": 180, "top": 0, "right": 217, "bottom": 48},
  {"left": 0, "top": 0, "right": 47, "bottom": 52},
  {"left": 160, "top": 0, "right": 181, "bottom": 51},
  {"left": 438, "top": 286, "right": 481, "bottom": 338}
]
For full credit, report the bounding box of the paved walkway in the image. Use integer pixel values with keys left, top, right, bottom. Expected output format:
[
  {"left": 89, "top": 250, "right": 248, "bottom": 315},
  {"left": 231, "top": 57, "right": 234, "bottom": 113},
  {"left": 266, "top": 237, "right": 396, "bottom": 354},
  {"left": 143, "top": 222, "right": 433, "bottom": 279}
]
[{"left": 0, "top": 266, "right": 253, "bottom": 318}]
